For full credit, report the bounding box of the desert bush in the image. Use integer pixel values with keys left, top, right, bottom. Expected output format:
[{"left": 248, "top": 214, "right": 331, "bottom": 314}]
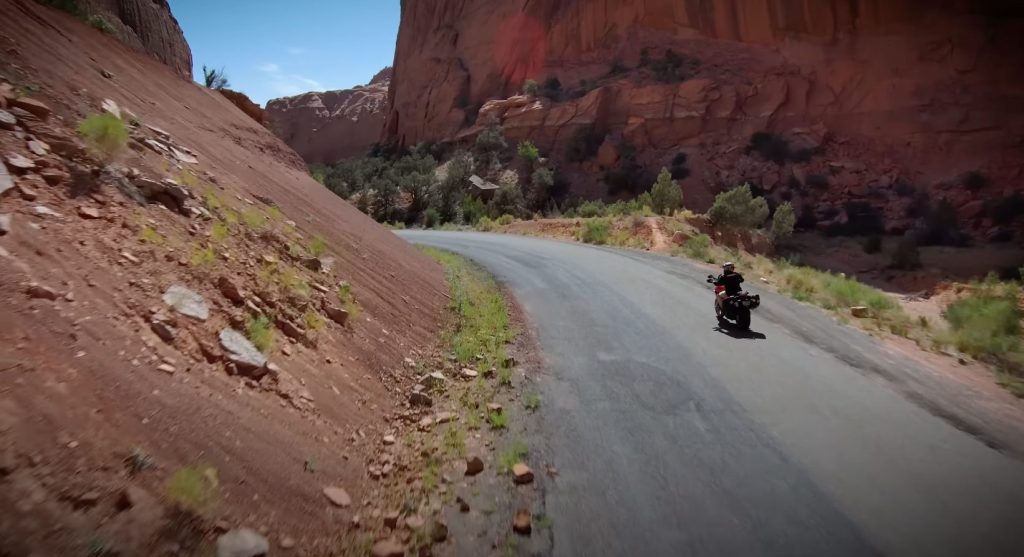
[
  {"left": 88, "top": 14, "right": 115, "bottom": 34},
  {"left": 684, "top": 233, "right": 714, "bottom": 262},
  {"left": 863, "top": 235, "right": 883, "bottom": 254},
  {"left": 565, "top": 125, "right": 602, "bottom": 162},
  {"left": 890, "top": 234, "right": 921, "bottom": 270},
  {"left": 522, "top": 79, "right": 539, "bottom": 96},
  {"left": 423, "top": 207, "right": 441, "bottom": 229},
  {"left": 166, "top": 466, "right": 217, "bottom": 513},
  {"left": 77, "top": 112, "right": 128, "bottom": 159},
  {"left": 576, "top": 200, "right": 607, "bottom": 218},
  {"left": 540, "top": 76, "right": 562, "bottom": 100},
  {"left": 943, "top": 278, "right": 1022, "bottom": 371},
  {"left": 496, "top": 214, "right": 515, "bottom": 226},
  {"left": 709, "top": 184, "right": 769, "bottom": 229},
  {"left": 475, "top": 126, "right": 507, "bottom": 155},
  {"left": 475, "top": 216, "right": 496, "bottom": 232},
  {"left": 919, "top": 200, "right": 966, "bottom": 246},
  {"left": 489, "top": 170, "right": 525, "bottom": 218},
  {"left": 461, "top": 196, "right": 487, "bottom": 225},
  {"left": 770, "top": 201, "right": 796, "bottom": 245},
  {"left": 517, "top": 140, "right": 540, "bottom": 163},
  {"left": 579, "top": 219, "right": 611, "bottom": 245},
  {"left": 528, "top": 166, "right": 555, "bottom": 212},
  {"left": 246, "top": 315, "right": 274, "bottom": 352},
  {"left": 202, "top": 65, "right": 230, "bottom": 90},
  {"left": 308, "top": 237, "right": 327, "bottom": 257},
  {"left": 748, "top": 132, "right": 815, "bottom": 165},
  {"left": 649, "top": 168, "right": 683, "bottom": 216}
]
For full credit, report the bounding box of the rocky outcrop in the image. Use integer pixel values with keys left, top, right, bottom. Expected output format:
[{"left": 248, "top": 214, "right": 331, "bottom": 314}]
[
  {"left": 77, "top": 0, "right": 192, "bottom": 79},
  {"left": 218, "top": 89, "right": 265, "bottom": 126},
  {"left": 386, "top": 0, "right": 1024, "bottom": 232},
  {"left": 266, "top": 68, "right": 392, "bottom": 164}
]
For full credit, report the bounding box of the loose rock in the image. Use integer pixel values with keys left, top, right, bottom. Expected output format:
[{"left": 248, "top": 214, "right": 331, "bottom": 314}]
[
  {"left": 409, "top": 391, "right": 433, "bottom": 407},
  {"left": 456, "top": 496, "right": 470, "bottom": 512},
  {"left": 0, "top": 109, "right": 14, "bottom": 131},
  {"left": 279, "top": 536, "right": 296, "bottom": 550},
  {"left": 404, "top": 514, "right": 425, "bottom": 531},
  {"left": 513, "top": 509, "right": 532, "bottom": 535},
  {"left": 163, "top": 284, "right": 210, "bottom": 321},
  {"left": 26, "top": 282, "right": 60, "bottom": 300},
  {"left": 486, "top": 403, "right": 503, "bottom": 414},
  {"left": 157, "top": 363, "right": 176, "bottom": 374},
  {"left": 434, "top": 411, "right": 456, "bottom": 424},
  {"left": 465, "top": 456, "right": 484, "bottom": 476},
  {"left": 5, "top": 153, "right": 35, "bottom": 172},
  {"left": 10, "top": 97, "right": 51, "bottom": 121},
  {"left": 512, "top": 463, "right": 534, "bottom": 485},
  {"left": 216, "top": 276, "right": 245, "bottom": 304},
  {"left": 431, "top": 519, "right": 449, "bottom": 543},
  {"left": 461, "top": 368, "right": 479, "bottom": 379},
  {"left": 15, "top": 183, "right": 37, "bottom": 201},
  {"left": 383, "top": 509, "right": 401, "bottom": 529},
  {"left": 323, "top": 486, "right": 352, "bottom": 508},
  {"left": 26, "top": 139, "right": 48, "bottom": 156},
  {"left": 323, "top": 305, "right": 349, "bottom": 326},
  {"left": 0, "top": 161, "right": 11, "bottom": 196},
  {"left": 219, "top": 329, "right": 268, "bottom": 374},
  {"left": 150, "top": 320, "right": 176, "bottom": 343},
  {"left": 370, "top": 538, "right": 404, "bottom": 557},
  {"left": 421, "top": 372, "right": 446, "bottom": 389},
  {"left": 31, "top": 205, "right": 62, "bottom": 218},
  {"left": 39, "top": 168, "right": 67, "bottom": 186},
  {"left": 78, "top": 206, "right": 101, "bottom": 219},
  {"left": 382, "top": 435, "right": 396, "bottom": 446},
  {"left": 215, "top": 528, "right": 269, "bottom": 557},
  {"left": 0, "top": 214, "right": 11, "bottom": 236}
]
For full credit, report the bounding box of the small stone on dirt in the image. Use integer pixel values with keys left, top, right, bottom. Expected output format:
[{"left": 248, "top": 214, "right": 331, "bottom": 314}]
[
  {"left": 11, "top": 97, "right": 51, "bottom": 121},
  {"left": 431, "top": 519, "right": 449, "bottom": 543},
  {"left": 0, "top": 109, "right": 15, "bottom": 131},
  {"left": 26, "top": 282, "right": 60, "bottom": 300},
  {"left": 405, "top": 514, "right": 425, "bottom": 531},
  {"left": 486, "top": 403, "right": 503, "bottom": 414},
  {"left": 0, "top": 214, "right": 11, "bottom": 236},
  {"left": 150, "top": 321, "right": 176, "bottom": 343},
  {"left": 383, "top": 509, "right": 401, "bottom": 529},
  {"left": 216, "top": 528, "right": 269, "bottom": 557},
  {"left": 382, "top": 435, "right": 396, "bottom": 446},
  {"left": 512, "top": 463, "right": 534, "bottom": 485},
  {"left": 323, "top": 486, "right": 352, "bottom": 508},
  {"left": 26, "top": 139, "right": 48, "bottom": 156},
  {"left": 323, "top": 305, "right": 349, "bottom": 326},
  {"left": 513, "top": 509, "right": 532, "bottom": 535},
  {"left": 32, "top": 205, "right": 61, "bottom": 218},
  {"left": 163, "top": 284, "right": 210, "bottom": 321},
  {"left": 216, "top": 276, "right": 245, "bottom": 304},
  {"left": 15, "top": 183, "right": 37, "bottom": 201},
  {"left": 850, "top": 306, "right": 869, "bottom": 318},
  {"left": 370, "top": 538, "right": 404, "bottom": 557},
  {"left": 465, "top": 456, "right": 484, "bottom": 476},
  {"left": 5, "top": 153, "right": 35, "bottom": 172},
  {"left": 279, "top": 536, "right": 296, "bottom": 550},
  {"left": 78, "top": 206, "right": 101, "bottom": 219},
  {"left": 120, "top": 251, "right": 140, "bottom": 264},
  {"left": 409, "top": 391, "right": 433, "bottom": 407},
  {"left": 157, "top": 363, "right": 176, "bottom": 374},
  {"left": 0, "top": 162, "right": 12, "bottom": 196},
  {"left": 421, "top": 371, "right": 446, "bottom": 389},
  {"left": 456, "top": 496, "right": 470, "bottom": 512},
  {"left": 219, "top": 329, "right": 268, "bottom": 374},
  {"left": 461, "top": 368, "right": 479, "bottom": 379},
  {"left": 434, "top": 411, "right": 456, "bottom": 424}
]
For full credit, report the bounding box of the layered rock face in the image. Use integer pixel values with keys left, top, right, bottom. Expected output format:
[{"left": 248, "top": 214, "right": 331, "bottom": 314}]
[
  {"left": 80, "top": 0, "right": 193, "bottom": 79},
  {"left": 386, "top": 0, "right": 1024, "bottom": 233},
  {"left": 218, "top": 89, "right": 266, "bottom": 126},
  {"left": 266, "top": 68, "right": 392, "bottom": 165}
]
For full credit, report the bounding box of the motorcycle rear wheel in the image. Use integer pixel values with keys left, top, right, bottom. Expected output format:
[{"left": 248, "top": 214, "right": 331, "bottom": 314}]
[{"left": 736, "top": 308, "right": 751, "bottom": 330}]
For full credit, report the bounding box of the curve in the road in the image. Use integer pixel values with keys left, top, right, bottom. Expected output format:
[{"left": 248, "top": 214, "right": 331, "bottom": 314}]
[{"left": 401, "top": 231, "right": 1024, "bottom": 557}]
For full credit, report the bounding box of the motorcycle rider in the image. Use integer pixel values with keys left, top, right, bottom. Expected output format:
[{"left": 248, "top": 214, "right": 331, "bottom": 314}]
[{"left": 713, "top": 262, "right": 744, "bottom": 310}]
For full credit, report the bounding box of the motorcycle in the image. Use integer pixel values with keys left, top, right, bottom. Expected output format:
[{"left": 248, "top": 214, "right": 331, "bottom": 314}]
[{"left": 706, "top": 275, "right": 760, "bottom": 330}]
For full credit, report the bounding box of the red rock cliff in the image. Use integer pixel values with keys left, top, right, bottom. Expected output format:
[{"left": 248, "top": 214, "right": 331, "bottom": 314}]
[
  {"left": 385, "top": 0, "right": 1024, "bottom": 232},
  {"left": 266, "top": 68, "right": 392, "bottom": 165},
  {"left": 66, "top": 0, "right": 193, "bottom": 79}
]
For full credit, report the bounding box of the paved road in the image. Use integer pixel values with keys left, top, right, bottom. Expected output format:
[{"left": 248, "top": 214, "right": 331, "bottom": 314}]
[{"left": 400, "top": 231, "right": 1024, "bottom": 557}]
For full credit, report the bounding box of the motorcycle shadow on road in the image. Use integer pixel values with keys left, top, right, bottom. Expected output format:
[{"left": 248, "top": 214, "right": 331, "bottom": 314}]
[{"left": 713, "top": 323, "right": 768, "bottom": 340}]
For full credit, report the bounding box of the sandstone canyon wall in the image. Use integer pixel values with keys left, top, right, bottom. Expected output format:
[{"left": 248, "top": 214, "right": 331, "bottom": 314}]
[
  {"left": 64, "top": 0, "right": 193, "bottom": 79},
  {"left": 266, "top": 68, "right": 392, "bottom": 165},
  {"left": 386, "top": 0, "right": 1024, "bottom": 235}
]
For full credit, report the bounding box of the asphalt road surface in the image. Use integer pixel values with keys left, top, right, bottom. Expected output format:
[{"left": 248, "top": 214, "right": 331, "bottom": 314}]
[{"left": 400, "top": 231, "right": 1024, "bottom": 557}]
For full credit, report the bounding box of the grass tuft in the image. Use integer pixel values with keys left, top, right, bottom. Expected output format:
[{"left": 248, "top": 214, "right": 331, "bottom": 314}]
[
  {"left": 487, "top": 410, "right": 508, "bottom": 430},
  {"left": 578, "top": 218, "right": 611, "bottom": 245},
  {"left": 139, "top": 226, "right": 163, "bottom": 245},
  {"left": 165, "top": 465, "right": 217, "bottom": 513},
  {"left": 77, "top": 112, "right": 127, "bottom": 159},
  {"left": 497, "top": 441, "right": 529, "bottom": 475},
  {"left": 524, "top": 393, "right": 541, "bottom": 411},
  {"left": 246, "top": 315, "right": 274, "bottom": 353}
]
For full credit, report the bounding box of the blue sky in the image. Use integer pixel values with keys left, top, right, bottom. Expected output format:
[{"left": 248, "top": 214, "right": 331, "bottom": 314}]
[{"left": 170, "top": 0, "right": 399, "bottom": 106}]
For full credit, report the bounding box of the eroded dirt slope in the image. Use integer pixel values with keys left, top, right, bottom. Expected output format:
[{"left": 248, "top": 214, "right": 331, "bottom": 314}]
[{"left": 0, "top": 0, "right": 446, "bottom": 554}]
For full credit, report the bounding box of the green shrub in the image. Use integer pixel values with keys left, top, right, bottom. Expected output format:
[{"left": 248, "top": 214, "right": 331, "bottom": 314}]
[
  {"left": 77, "top": 113, "right": 128, "bottom": 159},
  {"left": 565, "top": 125, "right": 602, "bottom": 162},
  {"left": 461, "top": 196, "right": 487, "bottom": 225},
  {"left": 246, "top": 315, "right": 274, "bottom": 353},
  {"left": 166, "top": 466, "right": 217, "bottom": 513},
  {"left": 863, "top": 235, "right": 883, "bottom": 254},
  {"left": 522, "top": 79, "right": 539, "bottom": 96},
  {"left": 475, "top": 126, "right": 507, "bottom": 154},
  {"left": 423, "top": 207, "right": 441, "bottom": 229},
  {"left": 708, "top": 184, "right": 769, "bottom": 229},
  {"left": 649, "top": 168, "right": 683, "bottom": 216},
  {"left": 488, "top": 410, "right": 508, "bottom": 430},
  {"left": 576, "top": 200, "right": 607, "bottom": 218},
  {"left": 475, "top": 216, "right": 496, "bottom": 232},
  {"left": 496, "top": 214, "right": 515, "bottom": 226},
  {"left": 308, "top": 237, "right": 326, "bottom": 257},
  {"left": 88, "top": 14, "right": 115, "bottom": 34},
  {"left": 890, "top": 234, "right": 921, "bottom": 270},
  {"left": 684, "top": 233, "right": 713, "bottom": 262},
  {"left": 769, "top": 202, "right": 796, "bottom": 245},
  {"left": 944, "top": 281, "right": 1022, "bottom": 367},
  {"left": 517, "top": 141, "right": 540, "bottom": 162},
  {"left": 579, "top": 219, "right": 611, "bottom": 245}
]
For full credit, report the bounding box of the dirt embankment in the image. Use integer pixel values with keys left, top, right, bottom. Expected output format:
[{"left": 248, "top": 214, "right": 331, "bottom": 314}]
[{"left": 0, "top": 1, "right": 447, "bottom": 554}]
